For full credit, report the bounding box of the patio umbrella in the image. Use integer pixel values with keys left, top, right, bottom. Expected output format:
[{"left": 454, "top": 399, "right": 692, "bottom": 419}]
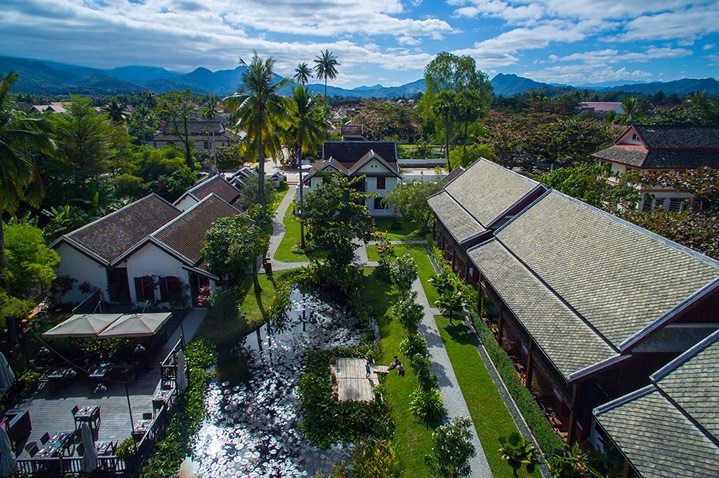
[
  {"left": 98, "top": 313, "right": 172, "bottom": 338},
  {"left": 43, "top": 313, "right": 123, "bottom": 338},
  {"left": 176, "top": 350, "right": 187, "bottom": 391},
  {"left": 0, "top": 353, "right": 14, "bottom": 393},
  {"left": 80, "top": 423, "right": 98, "bottom": 473},
  {"left": 0, "top": 426, "right": 17, "bottom": 477}
]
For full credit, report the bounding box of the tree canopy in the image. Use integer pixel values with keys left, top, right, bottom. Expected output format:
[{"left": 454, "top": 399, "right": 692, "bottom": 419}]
[{"left": 202, "top": 214, "right": 268, "bottom": 286}]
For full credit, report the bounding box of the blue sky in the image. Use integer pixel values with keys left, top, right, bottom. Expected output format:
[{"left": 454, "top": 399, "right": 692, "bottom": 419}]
[{"left": 1, "top": 0, "right": 718, "bottom": 88}]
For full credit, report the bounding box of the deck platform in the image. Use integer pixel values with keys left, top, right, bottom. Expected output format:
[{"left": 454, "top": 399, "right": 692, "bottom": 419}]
[{"left": 330, "top": 358, "right": 389, "bottom": 402}]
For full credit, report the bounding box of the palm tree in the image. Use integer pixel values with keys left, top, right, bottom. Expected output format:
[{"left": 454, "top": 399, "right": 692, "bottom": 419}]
[
  {"left": 104, "top": 98, "right": 127, "bottom": 125},
  {"left": 294, "top": 63, "right": 313, "bottom": 86},
  {"left": 621, "top": 96, "right": 637, "bottom": 124},
  {"left": 287, "top": 85, "right": 325, "bottom": 248},
  {"left": 223, "top": 52, "right": 289, "bottom": 205},
  {"left": 455, "top": 89, "right": 483, "bottom": 158},
  {"left": 0, "top": 71, "right": 56, "bottom": 344},
  {"left": 313, "top": 50, "right": 340, "bottom": 114}
]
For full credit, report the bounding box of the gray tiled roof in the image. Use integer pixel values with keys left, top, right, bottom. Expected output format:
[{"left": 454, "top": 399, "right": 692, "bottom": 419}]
[
  {"left": 323, "top": 141, "right": 397, "bottom": 164},
  {"left": 654, "top": 334, "right": 719, "bottom": 441},
  {"left": 593, "top": 145, "right": 719, "bottom": 168},
  {"left": 592, "top": 145, "right": 647, "bottom": 167},
  {"left": 445, "top": 159, "right": 539, "bottom": 227},
  {"left": 427, "top": 192, "right": 486, "bottom": 244},
  {"left": 153, "top": 194, "right": 240, "bottom": 265},
  {"left": 496, "top": 191, "right": 719, "bottom": 347},
  {"left": 634, "top": 124, "right": 719, "bottom": 149},
  {"left": 186, "top": 175, "right": 240, "bottom": 204},
  {"left": 595, "top": 387, "right": 719, "bottom": 478},
  {"left": 468, "top": 239, "right": 617, "bottom": 379},
  {"left": 66, "top": 195, "right": 181, "bottom": 264}
]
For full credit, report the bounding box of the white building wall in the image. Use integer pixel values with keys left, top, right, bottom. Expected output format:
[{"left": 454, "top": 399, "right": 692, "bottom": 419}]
[
  {"left": 125, "top": 244, "right": 191, "bottom": 303},
  {"left": 53, "top": 243, "right": 108, "bottom": 304}
]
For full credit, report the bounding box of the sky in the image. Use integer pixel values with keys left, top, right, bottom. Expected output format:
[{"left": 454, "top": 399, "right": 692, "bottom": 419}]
[{"left": 1, "top": 0, "right": 718, "bottom": 89}]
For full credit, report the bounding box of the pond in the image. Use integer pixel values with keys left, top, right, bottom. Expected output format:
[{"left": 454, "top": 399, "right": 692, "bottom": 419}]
[{"left": 189, "top": 288, "right": 370, "bottom": 478}]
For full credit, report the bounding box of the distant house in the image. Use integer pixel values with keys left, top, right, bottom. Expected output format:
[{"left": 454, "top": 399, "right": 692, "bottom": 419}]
[
  {"left": 592, "top": 124, "right": 719, "bottom": 211},
  {"left": 594, "top": 329, "right": 719, "bottom": 477},
  {"left": 580, "top": 102, "right": 626, "bottom": 116},
  {"left": 340, "top": 124, "right": 366, "bottom": 141},
  {"left": 173, "top": 174, "right": 241, "bottom": 212},
  {"left": 304, "top": 141, "right": 402, "bottom": 216},
  {"left": 151, "top": 119, "right": 237, "bottom": 160},
  {"left": 225, "top": 167, "right": 257, "bottom": 189},
  {"left": 429, "top": 159, "right": 719, "bottom": 447},
  {"left": 28, "top": 102, "right": 70, "bottom": 114},
  {"left": 51, "top": 193, "right": 240, "bottom": 307}
]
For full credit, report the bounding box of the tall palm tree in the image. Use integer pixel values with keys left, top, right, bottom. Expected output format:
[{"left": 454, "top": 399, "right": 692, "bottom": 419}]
[
  {"left": 313, "top": 50, "right": 340, "bottom": 114},
  {"left": 621, "top": 96, "right": 637, "bottom": 124},
  {"left": 455, "top": 89, "right": 483, "bottom": 158},
  {"left": 223, "top": 52, "right": 289, "bottom": 205},
  {"left": 287, "top": 85, "right": 325, "bottom": 248},
  {"left": 0, "top": 71, "right": 55, "bottom": 344},
  {"left": 294, "top": 63, "right": 313, "bottom": 86},
  {"left": 104, "top": 98, "right": 127, "bottom": 125},
  {"left": 431, "top": 90, "right": 456, "bottom": 159}
]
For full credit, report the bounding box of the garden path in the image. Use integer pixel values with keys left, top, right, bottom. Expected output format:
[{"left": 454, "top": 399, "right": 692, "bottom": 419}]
[{"left": 413, "top": 277, "right": 493, "bottom": 478}]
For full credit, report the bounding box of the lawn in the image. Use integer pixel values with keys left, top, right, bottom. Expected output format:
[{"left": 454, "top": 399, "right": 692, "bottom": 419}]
[
  {"left": 269, "top": 183, "right": 289, "bottom": 213},
  {"left": 435, "top": 314, "right": 542, "bottom": 478},
  {"left": 366, "top": 243, "right": 440, "bottom": 305},
  {"left": 361, "top": 269, "right": 436, "bottom": 477},
  {"left": 371, "top": 217, "right": 423, "bottom": 241},
  {"left": 274, "top": 215, "right": 327, "bottom": 262}
]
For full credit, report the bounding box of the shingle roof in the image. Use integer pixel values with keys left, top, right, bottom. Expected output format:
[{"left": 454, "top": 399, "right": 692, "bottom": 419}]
[
  {"left": 592, "top": 145, "right": 647, "bottom": 167},
  {"left": 595, "top": 387, "right": 719, "bottom": 478},
  {"left": 63, "top": 195, "right": 181, "bottom": 264},
  {"left": 154, "top": 194, "right": 241, "bottom": 265},
  {"left": 496, "top": 191, "right": 719, "bottom": 348},
  {"left": 468, "top": 239, "right": 617, "bottom": 380},
  {"left": 427, "top": 192, "right": 486, "bottom": 244},
  {"left": 323, "top": 141, "right": 397, "bottom": 165},
  {"left": 161, "top": 119, "right": 226, "bottom": 135},
  {"left": 182, "top": 174, "right": 240, "bottom": 205},
  {"left": 595, "top": 330, "right": 719, "bottom": 478},
  {"left": 444, "top": 159, "right": 541, "bottom": 227},
  {"left": 341, "top": 125, "right": 364, "bottom": 137},
  {"left": 438, "top": 166, "right": 465, "bottom": 187},
  {"left": 634, "top": 125, "right": 719, "bottom": 150}
]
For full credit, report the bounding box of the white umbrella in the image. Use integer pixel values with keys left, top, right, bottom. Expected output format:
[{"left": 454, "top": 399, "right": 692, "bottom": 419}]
[
  {"left": 80, "top": 423, "right": 98, "bottom": 473},
  {"left": 0, "top": 426, "right": 17, "bottom": 477},
  {"left": 43, "top": 314, "right": 123, "bottom": 338},
  {"left": 98, "top": 313, "right": 172, "bottom": 338},
  {"left": 176, "top": 350, "right": 187, "bottom": 391},
  {"left": 0, "top": 353, "right": 14, "bottom": 393}
]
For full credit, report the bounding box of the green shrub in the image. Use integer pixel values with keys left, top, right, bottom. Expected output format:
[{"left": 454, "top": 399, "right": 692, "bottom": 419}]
[
  {"left": 390, "top": 292, "right": 424, "bottom": 333},
  {"left": 390, "top": 253, "right": 418, "bottom": 294},
  {"left": 411, "top": 355, "right": 439, "bottom": 392},
  {"left": 467, "top": 308, "right": 564, "bottom": 456},
  {"left": 409, "top": 387, "right": 444, "bottom": 422},
  {"left": 115, "top": 438, "right": 136, "bottom": 459},
  {"left": 425, "top": 416, "right": 476, "bottom": 478},
  {"left": 399, "top": 334, "right": 428, "bottom": 358}
]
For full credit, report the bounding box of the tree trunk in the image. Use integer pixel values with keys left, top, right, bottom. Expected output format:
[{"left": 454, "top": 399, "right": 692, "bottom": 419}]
[
  {"left": 257, "top": 113, "right": 265, "bottom": 205},
  {"left": 324, "top": 78, "right": 328, "bottom": 115},
  {"left": 444, "top": 112, "right": 450, "bottom": 160},
  {"left": 253, "top": 259, "right": 262, "bottom": 293},
  {"left": 0, "top": 221, "right": 17, "bottom": 346},
  {"left": 298, "top": 148, "right": 306, "bottom": 249},
  {"left": 463, "top": 117, "right": 469, "bottom": 159}
]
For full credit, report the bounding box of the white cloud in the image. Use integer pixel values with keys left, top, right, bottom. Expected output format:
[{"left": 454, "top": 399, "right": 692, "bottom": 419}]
[
  {"left": 612, "top": 7, "right": 719, "bottom": 42},
  {"left": 526, "top": 65, "right": 653, "bottom": 84},
  {"left": 548, "top": 47, "right": 692, "bottom": 65},
  {"left": 704, "top": 44, "right": 716, "bottom": 50},
  {"left": 397, "top": 36, "right": 422, "bottom": 46}
]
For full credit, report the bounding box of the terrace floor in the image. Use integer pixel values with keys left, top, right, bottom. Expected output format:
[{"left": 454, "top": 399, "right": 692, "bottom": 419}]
[{"left": 330, "top": 358, "right": 389, "bottom": 401}]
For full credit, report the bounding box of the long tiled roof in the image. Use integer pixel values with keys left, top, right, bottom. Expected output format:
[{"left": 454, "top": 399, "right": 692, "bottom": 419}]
[
  {"left": 62, "top": 195, "right": 181, "bottom": 264},
  {"left": 468, "top": 239, "right": 617, "bottom": 380},
  {"left": 427, "top": 192, "right": 486, "bottom": 244},
  {"left": 592, "top": 145, "right": 647, "bottom": 167},
  {"left": 595, "top": 387, "right": 719, "bottom": 478},
  {"left": 444, "top": 159, "right": 540, "bottom": 227},
  {"left": 595, "top": 330, "right": 719, "bottom": 478},
  {"left": 496, "top": 191, "right": 719, "bottom": 348},
  {"left": 154, "top": 194, "right": 240, "bottom": 265},
  {"left": 634, "top": 125, "right": 719, "bottom": 149},
  {"left": 594, "top": 146, "right": 719, "bottom": 168}
]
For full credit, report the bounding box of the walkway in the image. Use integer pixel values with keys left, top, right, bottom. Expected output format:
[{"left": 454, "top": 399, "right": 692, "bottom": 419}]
[{"left": 413, "top": 277, "right": 493, "bottom": 478}]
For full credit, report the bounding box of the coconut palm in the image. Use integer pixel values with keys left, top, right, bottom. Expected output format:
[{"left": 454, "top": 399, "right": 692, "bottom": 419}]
[
  {"left": 287, "top": 85, "right": 325, "bottom": 248},
  {"left": 313, "top": 49, "right": 340, "bottom": 114},
  {"left": 103, "top": 98, "right": 127, "bottom": 125},
  {"left": 0, "top": 71, "right": 56, "bottom": 343},
  {"left": 621, "top": 96, "right": 637, "bottom": 124},
  {"left": 223, "top": 52, "right": 289, "bottom": 205},
  {"left": 294, "top": 63, "right": 313, "bottom": 86}
]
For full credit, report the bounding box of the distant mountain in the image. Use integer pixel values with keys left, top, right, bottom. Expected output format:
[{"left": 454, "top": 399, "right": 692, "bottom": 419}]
[
  {"left": 105, "top": 66, "right": 178, "bottom": 83},
  {"left": 601, "top": 78, "right": 719, "bottom": 96},
  {"left": 305, "top": 78, "right": 426, "bottom": 99},
  {"left": 490, "top": 73, "right": 554, "bottom": 97}
]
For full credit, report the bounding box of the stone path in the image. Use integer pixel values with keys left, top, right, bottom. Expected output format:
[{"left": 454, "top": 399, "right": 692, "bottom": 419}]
[{"left": 413, "top": 277, "right": 493, "bottom": 478}]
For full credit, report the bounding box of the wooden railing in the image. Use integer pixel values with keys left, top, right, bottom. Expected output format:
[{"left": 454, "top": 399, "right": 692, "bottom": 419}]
[
  {"left": 160, "top": 338, "right": 183, "bottom": 389},
  {"left": 15, "top": 455, "right": 126, "bottom": 475}
]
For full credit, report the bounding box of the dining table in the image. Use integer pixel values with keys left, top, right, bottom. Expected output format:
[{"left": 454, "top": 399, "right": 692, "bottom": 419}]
[
  {"left": 35, "top": 431, "right": 72, "bottom": 458},
  {"left": 73, "top": 405, "right": 101, "bottom": 432}
]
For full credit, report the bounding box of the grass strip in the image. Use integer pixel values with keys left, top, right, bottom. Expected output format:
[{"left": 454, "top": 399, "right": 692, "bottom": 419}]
[
  {"left": 435, "top": 315, "right": 542, "bottom": 478},
  {"left": 274, "top": 215, "right": 327, "bottom": 262}
]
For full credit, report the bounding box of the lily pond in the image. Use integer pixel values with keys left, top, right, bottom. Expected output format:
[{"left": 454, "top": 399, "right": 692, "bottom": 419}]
[{"left": 189, "top": 288, "right": 371, "bottom": 478}]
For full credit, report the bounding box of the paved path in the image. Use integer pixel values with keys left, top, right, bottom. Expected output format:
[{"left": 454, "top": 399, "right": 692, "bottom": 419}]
[{"left": 413, "top": 277, "right": 493, "bottom": 478}]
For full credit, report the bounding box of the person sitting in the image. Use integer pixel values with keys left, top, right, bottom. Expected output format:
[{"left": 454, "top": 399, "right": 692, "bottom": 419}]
[{"left": 388, "top": 355, "right": 400, "bottom": 370}]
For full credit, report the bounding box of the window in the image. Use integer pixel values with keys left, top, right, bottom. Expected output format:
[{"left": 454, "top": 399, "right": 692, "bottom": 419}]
[
  {"left": 107, "top": 268, "right": 130, "bottom": 303},
  {"left": 374, "top": 197, "right": 386, "bottom": 209},
  {"left": 134, "top": 276, "right": 156, "bottom": 302},
  {"left": 376, "top": 176, "right": 386, "bottom": 190},
  {"left": 669, "top": 198, "right": 683, "bottom": 211},
  {"left": 159, "top": 276, "right": 182, "bottom": 302},
  {"left": 654, "top": 197, "right": 665, "bottom": 210}
]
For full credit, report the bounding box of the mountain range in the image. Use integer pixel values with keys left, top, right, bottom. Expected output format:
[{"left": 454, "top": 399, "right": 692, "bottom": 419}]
[{"left": 1, "top": 55, "right": 718, "bottom": 99}]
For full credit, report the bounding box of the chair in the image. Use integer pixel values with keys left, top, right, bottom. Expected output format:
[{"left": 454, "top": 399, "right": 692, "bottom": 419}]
[
  {"left": 40, "top": 432, "right": 50, "bottom": 445},
  {"left": 77, "top": 443, "right": 85, "bottom": 457},
  {"left": 25, "top": 442, "right": 38, "bottom": 457},
  {"left": 71, "top": 405, "right": 79, "bottom": 416},
  {"left": 142, "top": 412, "right": 153, "bottom": 420}
]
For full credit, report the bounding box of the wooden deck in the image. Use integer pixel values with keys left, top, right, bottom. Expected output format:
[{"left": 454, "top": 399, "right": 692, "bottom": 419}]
[{"left": 330, "top": 358, "right": 388, "bottom": 402}]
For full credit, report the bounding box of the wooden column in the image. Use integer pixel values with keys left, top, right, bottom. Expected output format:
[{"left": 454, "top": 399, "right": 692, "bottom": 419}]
[
  {"left": 497, "top": 307, "right": 505, "bottom": 341},
  {"left": 567, "top": 381, "right": 581, "bottom": 445},
  {"left": 476, "top": 274, "right": 483, "bottom": 314},
  {"left": 525, "top": 338, "right": 534, "bottom": 388},
  {"left": 432, "top": 217, "right": 436, "bottom": 241}
]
